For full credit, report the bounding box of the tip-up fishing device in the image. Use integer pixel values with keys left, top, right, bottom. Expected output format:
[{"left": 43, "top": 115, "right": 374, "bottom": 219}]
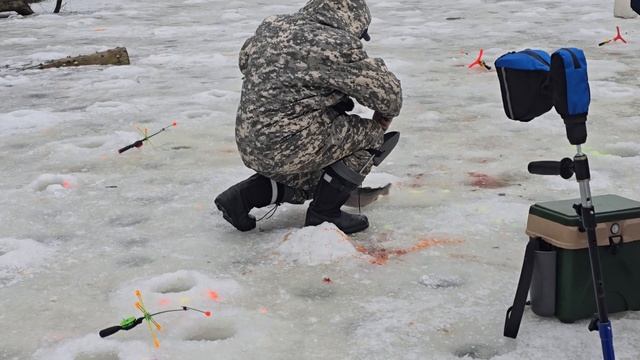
[
  {"left": 118, "top": 122, "right": 177, "bottom": 154},
  {"left": 99, "top": 290, "right": 211, "bottom": 348},
  {"left": 599, "top": 26, "right": 627, "bottom": 46},
  {"left": 468, "top": 49, "right": 492, "bottom": 70}
]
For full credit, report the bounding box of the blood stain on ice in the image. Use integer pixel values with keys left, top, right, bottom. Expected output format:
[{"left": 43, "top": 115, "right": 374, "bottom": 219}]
[
  {"left": 467, "top": 172, "right": 508, "bottom": 189},
  {"left": 357, "top": 237, "right": 464, "bottom": 265}
]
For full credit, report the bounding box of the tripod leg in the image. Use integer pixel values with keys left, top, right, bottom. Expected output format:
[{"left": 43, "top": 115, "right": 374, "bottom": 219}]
[{"left": 575, "top": 152, "right": 615, "bottom": 359}]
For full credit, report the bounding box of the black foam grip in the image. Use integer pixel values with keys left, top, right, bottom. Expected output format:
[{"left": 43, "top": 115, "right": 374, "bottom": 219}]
[
  {"left": 99, "top": 326, "right": 122, "bottom": 338},
  {"left": 528, "top": 161, "right": 563, "bottom": 176},
  {"left": 118, "top": 144, "right": 136, "bottom": 154},
  {"left": 118, "top": 140, "right": 143, "bottom": 154},
  {"left": 573, "top": 157, "right": 591, "bottom": 181}
]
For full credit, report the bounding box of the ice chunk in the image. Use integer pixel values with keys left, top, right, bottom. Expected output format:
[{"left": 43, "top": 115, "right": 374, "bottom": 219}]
[{"left": 276, "top": 223, "right": 361, "bottom": 266}]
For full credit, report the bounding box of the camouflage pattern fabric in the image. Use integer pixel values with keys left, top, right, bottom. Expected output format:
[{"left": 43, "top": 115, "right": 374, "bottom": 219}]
[{"left": 235, "top": 0, "right": 403, "bottom": 201}]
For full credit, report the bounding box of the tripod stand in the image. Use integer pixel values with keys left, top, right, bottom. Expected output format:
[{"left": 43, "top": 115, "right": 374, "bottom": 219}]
[{"left": 528, "top": 145, "right": 615, "bottom": 360}]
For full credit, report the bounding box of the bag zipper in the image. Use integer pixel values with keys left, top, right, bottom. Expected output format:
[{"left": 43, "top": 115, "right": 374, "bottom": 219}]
[{"left": 521, "top": 50, "right": 550, "bottom": 67}]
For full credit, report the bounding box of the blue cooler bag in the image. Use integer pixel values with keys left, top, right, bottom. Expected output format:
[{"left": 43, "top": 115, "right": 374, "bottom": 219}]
[{"left": 495, "top": 49, "right": 552, "bottom": 122}]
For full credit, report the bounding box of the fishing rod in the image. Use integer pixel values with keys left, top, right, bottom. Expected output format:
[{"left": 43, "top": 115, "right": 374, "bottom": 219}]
[
  {"left": 118, "top": 121, "right": 177, "bottom": 154},
  {"left": 99, "top": 290, "right": 211, "bottom": 348},
  {"left": 99, "top": 306, "right": 212, "bottom": 338}
]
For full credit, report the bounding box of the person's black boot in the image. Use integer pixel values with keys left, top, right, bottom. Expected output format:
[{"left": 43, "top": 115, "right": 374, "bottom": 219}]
[
  {"left": 305, "top": 164, "right": 369, "bottom": 234},
  {"left": 214, "top": 173, "right": 278, "bottom": 231}
]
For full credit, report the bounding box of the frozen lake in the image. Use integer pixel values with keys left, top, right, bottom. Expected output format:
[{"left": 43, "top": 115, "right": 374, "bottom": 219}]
[{"left": 1, "top": 0, "right": 639, "bottom": 359}]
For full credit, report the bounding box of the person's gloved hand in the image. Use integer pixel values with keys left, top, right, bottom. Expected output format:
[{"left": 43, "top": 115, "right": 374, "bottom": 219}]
[
  {"left": 332, "top": 98, "right": 355, "bottom": 114},
  {"left": 373, "top": 111, "right": 393, "bottom": 130}
]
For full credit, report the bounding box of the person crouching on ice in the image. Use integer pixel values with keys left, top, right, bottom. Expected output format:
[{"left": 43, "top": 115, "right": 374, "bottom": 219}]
[{"left": 215, "top": 0, "right": 402, "bottom": 234}]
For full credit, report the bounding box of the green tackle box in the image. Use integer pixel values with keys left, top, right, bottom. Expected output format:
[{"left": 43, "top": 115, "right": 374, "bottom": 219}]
[{"left": 525, "top": 194, "right": 640, "bottom": 323}]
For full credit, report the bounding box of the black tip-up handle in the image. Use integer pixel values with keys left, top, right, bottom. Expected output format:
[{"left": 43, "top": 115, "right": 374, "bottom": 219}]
[
  {"left": 528, "top": 158, "right": 574, "bottom": 179},
  {"left": 99, "top": 325, "right": 123, "bottom": 338}
]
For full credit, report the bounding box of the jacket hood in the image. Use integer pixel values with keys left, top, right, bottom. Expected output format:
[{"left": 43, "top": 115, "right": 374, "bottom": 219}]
[{"left": 299, "top": 0, "right": 371, "bottom": 39}]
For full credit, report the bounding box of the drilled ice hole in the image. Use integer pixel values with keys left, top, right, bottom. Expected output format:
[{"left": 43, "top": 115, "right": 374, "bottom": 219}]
[
  {"left": 0, "top": 242, "right": 17, "bottom": 258},
  {"left": 75, "top": 138, "right": 106, "bottom": 149},
  {"left": 74, "top": 351, "right": 120, "bottom": 360},
  {"left": 183, "top": 321, "right": 237, "bottom": 342},
  {"left": 108, "top": 215, "right": 148, "bottom": 228},
  {"left": 116, "top": 255, "right": 153, "bottom": 268},
  {"left": 153, "top": 274, "right": 197, "bottom": 294},
  {"left": 293, "top": 286, "right": 336, "bottom": 300},
  {"left": 604, "top": 143, "right": 640, "bottom": 158},
  {"left": 419, "top": 275, "right": 464, "bottom": 289},
  {"left": 454, "top": 344, "right": 498, "bottom": 359},
  {"left": 31, "top": 175, "right": 72, "bottom": 192}
]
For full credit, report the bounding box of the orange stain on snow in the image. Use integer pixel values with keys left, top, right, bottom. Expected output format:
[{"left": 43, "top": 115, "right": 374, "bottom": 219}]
[
  {"left": 357, "top": 237, "right": 464, "bottom": 265},
  {"left": 158, "top": 298, "right": 171, "bottom": 306},
  {"left": 207, "top": 290, "right": 220, "bottom": 302}
]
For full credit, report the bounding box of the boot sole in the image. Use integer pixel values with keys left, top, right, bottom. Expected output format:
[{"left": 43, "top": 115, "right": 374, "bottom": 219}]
[
  {"left": 342, "top": 221, "right": 369, "bottom": 234},
  {"left": 304, "top": 212, "right": 369, "bottom": 234},
  {"left": 214, "top": 197, "right": 256, "bottom": 232}
]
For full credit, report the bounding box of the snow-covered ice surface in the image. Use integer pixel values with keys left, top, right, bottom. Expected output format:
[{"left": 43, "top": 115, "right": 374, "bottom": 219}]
[{"left": 1, "top": 0, "right": 640, "bottom": 359}]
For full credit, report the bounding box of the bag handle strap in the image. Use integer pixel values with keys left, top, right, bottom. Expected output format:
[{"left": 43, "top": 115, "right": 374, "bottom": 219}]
[{"left": 504, "top": 237, "right": 538, "bottom": 338}]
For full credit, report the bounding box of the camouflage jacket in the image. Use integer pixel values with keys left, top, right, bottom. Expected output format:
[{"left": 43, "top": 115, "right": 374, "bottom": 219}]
[{"left": 235, "top": 0, "right": 402, "bottom": 173}]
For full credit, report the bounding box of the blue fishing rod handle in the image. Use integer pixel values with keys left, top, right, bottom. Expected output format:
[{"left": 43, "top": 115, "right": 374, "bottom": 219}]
[{"left": 599, "top": 322, "right": 615, "bottom": 360}]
